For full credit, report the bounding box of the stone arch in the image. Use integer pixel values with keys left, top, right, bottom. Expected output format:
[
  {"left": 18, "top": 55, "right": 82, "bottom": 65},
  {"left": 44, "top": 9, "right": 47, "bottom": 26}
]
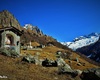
[
  {"left": 5, "top": 31, "right": 16, "bottom": 46},
  {"left": 1, "top": 31, "right": 17, "bottom": 48},
  {"left": 5, "top": 34, "right": 14, "bottom": 45},
  {"left": 1, "top": 30, "right": 21, "bottom": 54}
]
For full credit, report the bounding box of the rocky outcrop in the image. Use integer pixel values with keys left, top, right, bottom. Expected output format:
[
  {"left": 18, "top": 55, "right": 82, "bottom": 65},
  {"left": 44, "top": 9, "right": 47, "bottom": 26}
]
[
  {"left": 0, "top": 10, "right": 21, "bottom": 30},
  {"left": 57, "top": 57, "right": 82, "bottom": 78},
  {"left": 23, "top": 24, "right": 43, "bottom": 36},
  {"left": 80, "top": 68, "right": 100, "bottom": 80}
]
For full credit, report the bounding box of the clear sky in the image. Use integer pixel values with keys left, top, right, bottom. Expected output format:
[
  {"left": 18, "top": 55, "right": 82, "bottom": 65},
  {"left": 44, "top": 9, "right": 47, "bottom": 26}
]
[{"left": 0, "top": 0, "right": 100, "bottom": 42}]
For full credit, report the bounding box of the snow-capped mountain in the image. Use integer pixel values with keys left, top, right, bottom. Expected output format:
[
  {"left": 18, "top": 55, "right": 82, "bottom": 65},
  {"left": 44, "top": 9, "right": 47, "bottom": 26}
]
[
  {"left": 76, "top": 37, "right": 100, "bottom": 63},
  {"left": 24, "top": 24, "right": 41, "bottom": 32},
  {"left": 61, "top": 33, "right": 100, "bottom": 51},
  {"left": 23, "top": 24, "right": 43, "bottom": 35},
  {"left": 23, "top": 24, "right": 33, "bottom": 30}
]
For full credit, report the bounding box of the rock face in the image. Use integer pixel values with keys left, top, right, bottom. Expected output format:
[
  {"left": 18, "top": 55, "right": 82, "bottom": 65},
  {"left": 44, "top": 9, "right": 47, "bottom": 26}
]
[
  {"left": 81, "top": 68, "right": 100, "bottom": 80},
  {"left": 0, "top": 10, "right": 21, "bottom": 30}
]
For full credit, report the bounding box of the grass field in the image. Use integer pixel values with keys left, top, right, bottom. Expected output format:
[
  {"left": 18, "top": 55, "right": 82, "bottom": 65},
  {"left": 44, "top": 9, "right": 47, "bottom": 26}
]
[{"left": 0, "top": 45, "right": 99, "bottom": 80}]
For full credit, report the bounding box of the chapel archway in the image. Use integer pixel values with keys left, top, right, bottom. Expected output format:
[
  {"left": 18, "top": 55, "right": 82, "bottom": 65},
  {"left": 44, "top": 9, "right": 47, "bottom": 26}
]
[{"left": 5, "top": 34, "right": 14, "bottom": 45}]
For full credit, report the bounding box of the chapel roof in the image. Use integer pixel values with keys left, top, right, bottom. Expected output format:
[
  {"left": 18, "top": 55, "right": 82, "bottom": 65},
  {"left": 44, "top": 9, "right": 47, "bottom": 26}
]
[{"left": 0, "top": 26, "right": 23, "bottom": 36}]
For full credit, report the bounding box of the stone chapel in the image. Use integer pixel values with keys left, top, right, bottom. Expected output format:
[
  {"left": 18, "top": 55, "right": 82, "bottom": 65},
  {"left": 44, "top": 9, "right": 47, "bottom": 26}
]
[{"left": 0, "top": 26, "right": 22, "bottom": 54}]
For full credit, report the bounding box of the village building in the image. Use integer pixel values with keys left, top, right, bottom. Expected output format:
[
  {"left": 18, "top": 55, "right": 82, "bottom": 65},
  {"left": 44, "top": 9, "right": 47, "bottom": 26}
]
[{"left": 0, "top": 26, "right": 22, "bottom": 54}]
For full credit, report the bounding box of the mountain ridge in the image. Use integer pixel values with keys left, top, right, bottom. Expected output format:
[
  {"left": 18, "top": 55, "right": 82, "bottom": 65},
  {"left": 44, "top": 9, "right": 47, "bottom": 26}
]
[
  {"left": 0, "top": 10, "right": 99, "bottom": 80},
  {"left": 76, "top": 37, "right": 100, "bottom": 62},
  {"left": 0, "top": 10, "right": 69, "bottom": 50},
  {"left": 61, "top": 33, "right": 100, "bottom": 50},
  {"left": 23, "top": 24, "right": 43, "bottom": 36}
]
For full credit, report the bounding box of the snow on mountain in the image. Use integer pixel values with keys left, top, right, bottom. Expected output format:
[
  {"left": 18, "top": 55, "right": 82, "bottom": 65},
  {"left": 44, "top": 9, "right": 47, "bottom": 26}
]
[
  {"left": 23, "top": 24, "right": 43, "bottom": 35},
  {"left": 23, "top": 24, "right": 40, "bottom": 31},
  {"left": 61, "top": 33, "right": 100, "bottom": 51},
  {"left": 23, "top": 24, "right": 33, "bottom": 30}
]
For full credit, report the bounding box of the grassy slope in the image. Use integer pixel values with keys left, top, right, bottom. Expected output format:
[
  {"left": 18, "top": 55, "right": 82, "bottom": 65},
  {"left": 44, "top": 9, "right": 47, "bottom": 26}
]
[
  {"left": 0, "top": 46, "right": 99, "bottom": 80},
  {"left": 21, "top": 46, "right": 98, "bottom": 70},
  {"left": 0, "top": 55, "right": 74, "bottom": 80}
]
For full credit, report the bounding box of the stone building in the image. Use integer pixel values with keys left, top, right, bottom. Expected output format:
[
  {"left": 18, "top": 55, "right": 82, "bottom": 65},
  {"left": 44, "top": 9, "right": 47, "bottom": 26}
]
[{"left": 0, "top": 26, "right": 22, "bottom": 54}]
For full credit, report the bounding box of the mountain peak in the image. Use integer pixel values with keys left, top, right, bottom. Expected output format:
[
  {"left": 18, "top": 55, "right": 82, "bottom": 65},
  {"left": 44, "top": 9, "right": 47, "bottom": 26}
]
[
  {"left": 61, "top": 33, "right": 100, "bottom": 51},
  {"left": 23, "top": 24, "right": 43, "bottom": 36},
  {"left": 88, "top": 32, "right": 99, "bottom": 37},
  {"left": 1, "top": 10, "right": 10, "bottom": 13}
]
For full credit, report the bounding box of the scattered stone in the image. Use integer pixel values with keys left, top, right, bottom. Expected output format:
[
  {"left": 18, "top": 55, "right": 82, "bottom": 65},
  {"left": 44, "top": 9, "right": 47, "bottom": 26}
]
[
  {"left": 56, "top": 57, "right": 82, "bottom": 78},
  {"left": 22, "top": 46, "right": 27, "bottom": 50},
  {"left": 68, "top": 60, "right": 72, "bottom": 63},
  {"left": 76, "top": 57, "right": 79, "bottom": 62},
  {"left": 56, "top": 51, "right": 62, "bottom": 58},
  {"left": 58, "top": 64, "right": 73, "bottom": 73},
  {"left": 35, "top": 52, "right": 41, "bottom": 55},
  {"left": 34, "top": 53, "right": 40, "bottom": 65},
  {"left": 77, "top": 63, "right": 82, "bottom": 66},
  {"left": 80, "top": 68, "right": 100, "bottom": 80},
  {"left": 57, "top": 57, "right": 73, "bottom": 74},
  {"left": 56, "top": 57, "right": 66, "bottom": 66},
  {"left": 42, "top": 58, "right": 57, "bottom": 67},
  {"left": 54, "top": 77, "right": 58, "bottom": 80},
  {"left": 80, "top": 62, "right": 85, "bottom": 66},
  {"left": 22, "top": 54, "right": 35, "bottom": 63},
  {"left": 74, "top": 69, "right": 82, "bottom": 76},
  {"left": 39, "top": 59, "right": 44, "bottom": 65}
]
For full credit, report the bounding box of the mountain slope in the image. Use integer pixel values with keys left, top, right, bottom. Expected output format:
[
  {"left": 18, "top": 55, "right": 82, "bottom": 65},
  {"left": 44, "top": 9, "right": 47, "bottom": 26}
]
[
  {"left": 76, "top": 37, "right": 100, "bottom": 62},
  {"left": 21, "top": 26, "right": 58, "bottom": 45},
  {"left": 0, "top": 10, "right": 69, "bottom": 50},
  {"left": 61, "top": 33, "right": 100, "bottom": 51},
  {"left": 0, "top": 10, "right": 21, "bottom": 30},
  {"left": 0, "top": 10, "right": 99, "bottom": 80}
]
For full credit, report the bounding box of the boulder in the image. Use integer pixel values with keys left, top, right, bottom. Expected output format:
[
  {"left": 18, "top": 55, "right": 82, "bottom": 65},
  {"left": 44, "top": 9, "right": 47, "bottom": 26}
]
[
  {"left": 56, "top": 51, "right": 62, "bottom": 58},
  {"left": 22, "top": 54, "right": 35, "bottom": 63},
  {"left": 74, "top": 69, "right": 82, "bottom": 76},
  {"left": 34, "top": 52, "right": 40, "bottom": 65},
  {"left": 58, "top": 63, "right": 81, "bottom": 77},
  {"left": 77, "top": 63, "right": 82, "bottom": 66},
  {"left": 57, "top": 58, "right": 73, "bottom": 74},
  {"left": 57, "top": 58, "right": 82, "bottom": 77},
  {"left": 58, "top": 64, "right": 73, "bottom": 73},
  {"left": 80, "top": 68, "right": 100, "bottom": 80},
  {"left": 76, "top": 57, "right": 79, "bottom": 62},
  {"left": 56, "top": 57, "right": 66, "bottom": 66},
  {"left": 42, "top": 58, "right": 57, "bottom": 67}
]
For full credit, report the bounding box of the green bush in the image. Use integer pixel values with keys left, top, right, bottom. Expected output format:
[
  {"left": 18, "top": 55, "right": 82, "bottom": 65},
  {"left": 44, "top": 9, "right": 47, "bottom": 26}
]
[{"left": 0, "top": 48, "right": 19, "bottom": 57}]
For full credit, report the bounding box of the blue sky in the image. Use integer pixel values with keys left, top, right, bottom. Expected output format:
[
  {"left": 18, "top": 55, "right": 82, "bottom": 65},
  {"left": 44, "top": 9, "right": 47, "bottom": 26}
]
[{"left": 0, "top": 0, "right": 100, "bottom": 42}]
